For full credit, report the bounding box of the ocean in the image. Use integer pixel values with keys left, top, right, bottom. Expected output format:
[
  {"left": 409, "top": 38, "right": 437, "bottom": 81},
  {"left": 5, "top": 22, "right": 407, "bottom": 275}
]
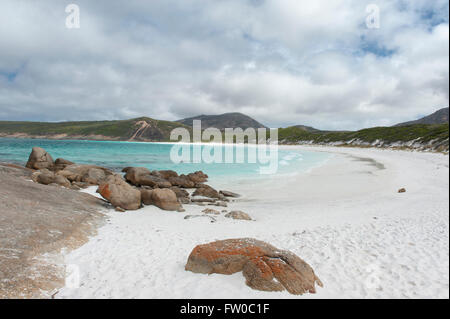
[{"left": 0, "top": 138, "right": 330, "bottom": 181}]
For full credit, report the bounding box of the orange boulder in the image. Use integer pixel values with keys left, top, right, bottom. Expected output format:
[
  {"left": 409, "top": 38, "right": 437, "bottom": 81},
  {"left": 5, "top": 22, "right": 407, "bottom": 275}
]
[{"left": 185, "top": 238, "right": 322, "bottom": 295}]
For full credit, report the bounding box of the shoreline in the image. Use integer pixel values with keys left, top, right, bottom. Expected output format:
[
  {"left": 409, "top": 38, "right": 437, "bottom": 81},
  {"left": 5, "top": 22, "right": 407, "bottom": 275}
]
[
  {"left": 53, "top": 146, "right": 448, "bottom": 298},
  {"left": 1, "top": 135, "right": 448, "bottom": 154}
]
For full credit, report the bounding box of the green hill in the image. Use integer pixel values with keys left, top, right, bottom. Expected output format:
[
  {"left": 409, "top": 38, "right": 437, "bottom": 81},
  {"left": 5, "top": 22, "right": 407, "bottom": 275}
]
[
  {"left": 0, "top": 117, "right": 191, "bottom": 142},
  {"left": 278, "top": 123, "right": 449, "bottom": 151}
]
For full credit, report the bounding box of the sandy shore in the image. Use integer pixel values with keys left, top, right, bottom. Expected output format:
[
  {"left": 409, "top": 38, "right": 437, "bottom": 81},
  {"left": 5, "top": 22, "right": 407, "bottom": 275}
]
[{"left": 55, "top": 146, "right": 449, "bottom": 299}]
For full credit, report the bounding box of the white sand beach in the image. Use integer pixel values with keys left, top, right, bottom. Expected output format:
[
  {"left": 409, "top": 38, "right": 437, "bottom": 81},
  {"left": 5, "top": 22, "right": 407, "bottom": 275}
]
[{"left": 56, "top": 146, "right": 449, "bottom": 299}]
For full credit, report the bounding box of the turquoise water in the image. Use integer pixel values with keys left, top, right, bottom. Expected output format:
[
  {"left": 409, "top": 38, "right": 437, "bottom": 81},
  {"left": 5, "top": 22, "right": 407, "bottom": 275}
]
[{"left": 0, "top": 138, "right": 330, "bottom": 180}]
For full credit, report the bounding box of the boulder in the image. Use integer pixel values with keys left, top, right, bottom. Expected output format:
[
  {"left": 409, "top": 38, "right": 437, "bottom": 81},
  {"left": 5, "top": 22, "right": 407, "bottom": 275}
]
[
  {"left": 124, "top": 167, "right": 151, "bottom": 184},
  {"left": 153, "top": 170, "right": 178, "bottom": 180},
  {"left": 150, "top": 188, "right": 182, "bottom": 211},
  {"left": 53, "top": 175, "right": 71, "bottom": 188},
  {"left": 83, "top": 167, "right": 108, "bottom": 185},
  {"left": 225, "top": 210, "right": 252, "bottom": 220},
  {"left": 170, "top": 186, "right": 190, "bottom": 204},
  {"left": 185, "top": 238, "right": 322, "bottom": 295},
  {"left": 170, "top": 186, "right": 189, "bottom": 198},
  {"left": 53, "top": 158, "right": 74, "bottom": 171},
  {"left": 98, "top": 175, "right": 141, "bottom": 210},
  {"left": 219, "top": 190, "right": 241, "bottom": 198},
  {"left": 71, "top": 181, "right": 89, "bottom": 189},
  {"left": 25, "top": 147, "right": 54, "bottom": 170},
  {"left": 187, "top": 171, "right": 208, "bottom": 183},
  {"left": 55, "top": 158, "right": 74, "bottom": 165},
  {"left": 192, "top": 184, "right": 220, "bottom": 199},
  {"left": 32, "top": 169, "right": 71, "bottom": 188},
  {"left": 139, "top": 175, "right": 172, "bottom": 188},
  {"left": 124, "top": 167, "right": 171, "bottom": 188},
  {"left": 58, "top": 164, "right": 112, "bottom": 185},
  {"left": 168, "top": 175, "right": 195, "bottom": 188},
  {"left": 140, "top": 189, "right": 154, "bottom": 205}
]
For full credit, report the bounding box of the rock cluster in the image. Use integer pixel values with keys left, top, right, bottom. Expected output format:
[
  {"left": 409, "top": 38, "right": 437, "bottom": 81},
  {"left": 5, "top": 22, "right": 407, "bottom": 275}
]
[
  {"left": 185, "top": 238, "right": 323, "bottom": 295},
  {"left": 25, "top": 147, "right": 241, "bottom": 213}
]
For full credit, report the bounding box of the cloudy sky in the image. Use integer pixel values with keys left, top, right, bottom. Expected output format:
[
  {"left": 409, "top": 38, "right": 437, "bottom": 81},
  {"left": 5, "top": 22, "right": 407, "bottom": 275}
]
[{"left": 0, "top": 0, "right": 448, "bottom": 130}]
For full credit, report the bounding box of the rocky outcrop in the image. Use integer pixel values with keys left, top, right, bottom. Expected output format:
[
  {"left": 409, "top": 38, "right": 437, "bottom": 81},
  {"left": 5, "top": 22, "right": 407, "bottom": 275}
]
[
  {"left": 122, "top": 167, "right": 208, "bottom": 189},
  {"left": 98, "top": 175, "right": 141, "bottom": 210},
  {"left": 22, "top": 149, "right": 248, "bottom": 216},
  {"left": 58, "top": 164, "right": 112, "bottom": 185},
  {"left": 225, "top": 211, "right": 252, "bottom": 220},
  {"left": 0, "top": 166, "right": 106, "bottom": 298},
  {"left": 185, "top": 238, "right": 323, "bottom": 295},
  {"left": 25, "top": 147, "right": 54, "bottom": 170}
]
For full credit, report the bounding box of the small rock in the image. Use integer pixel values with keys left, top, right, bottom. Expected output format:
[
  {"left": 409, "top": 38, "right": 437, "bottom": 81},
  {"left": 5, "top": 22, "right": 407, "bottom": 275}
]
[
  {"left": 225, "top": 210, "right": 252, "bottom": 221},
  {"left": 208, "top": 201, "right": 228, "bottom": 207},
  {"left": 202, "top": 208, "right": 220, "bottom": 215},
  {"left": 184, "top": 215, "right": 216, "bottom": 223},
  {"left": 191, "top": 197, "right": 217, "bottom": 203},
  {"left": 398, "top": 188, "right": 406, "bottom": 193},
  {"left": 219, "top": 190, "right": 241, "bottom": 198}
]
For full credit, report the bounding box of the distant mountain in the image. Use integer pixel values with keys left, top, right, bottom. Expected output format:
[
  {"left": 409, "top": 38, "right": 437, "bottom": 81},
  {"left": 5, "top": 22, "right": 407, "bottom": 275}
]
[
  {"left": 177, "top": 112, "right": 267, "bottom": 130},
  {"left": 395, "top": 107, "right": 449, "bottom": 127},
  {"left": 0, "top": 117, "right": 191, "bottom": 142}
]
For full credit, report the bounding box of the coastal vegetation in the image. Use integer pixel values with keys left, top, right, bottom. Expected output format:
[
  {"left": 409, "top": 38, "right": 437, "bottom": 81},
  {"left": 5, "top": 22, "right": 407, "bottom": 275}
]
[
  {"left": 0, "top": 112, "right": 448, "bottom": 151},
  {"left": 278, "top": 123, "right": 449, "bottom": 145}
]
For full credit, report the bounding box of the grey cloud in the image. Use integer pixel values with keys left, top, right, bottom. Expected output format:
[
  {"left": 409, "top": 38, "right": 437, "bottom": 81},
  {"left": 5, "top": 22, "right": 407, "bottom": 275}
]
[{"left": 0, "top": 0, "right": 448, "bottom": 129}]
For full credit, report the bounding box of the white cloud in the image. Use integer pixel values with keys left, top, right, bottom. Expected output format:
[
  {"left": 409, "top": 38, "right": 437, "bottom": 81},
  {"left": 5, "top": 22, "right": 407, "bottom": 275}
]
[{"left": 0, "top": 0, "right": 448, "bottom": 129}]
